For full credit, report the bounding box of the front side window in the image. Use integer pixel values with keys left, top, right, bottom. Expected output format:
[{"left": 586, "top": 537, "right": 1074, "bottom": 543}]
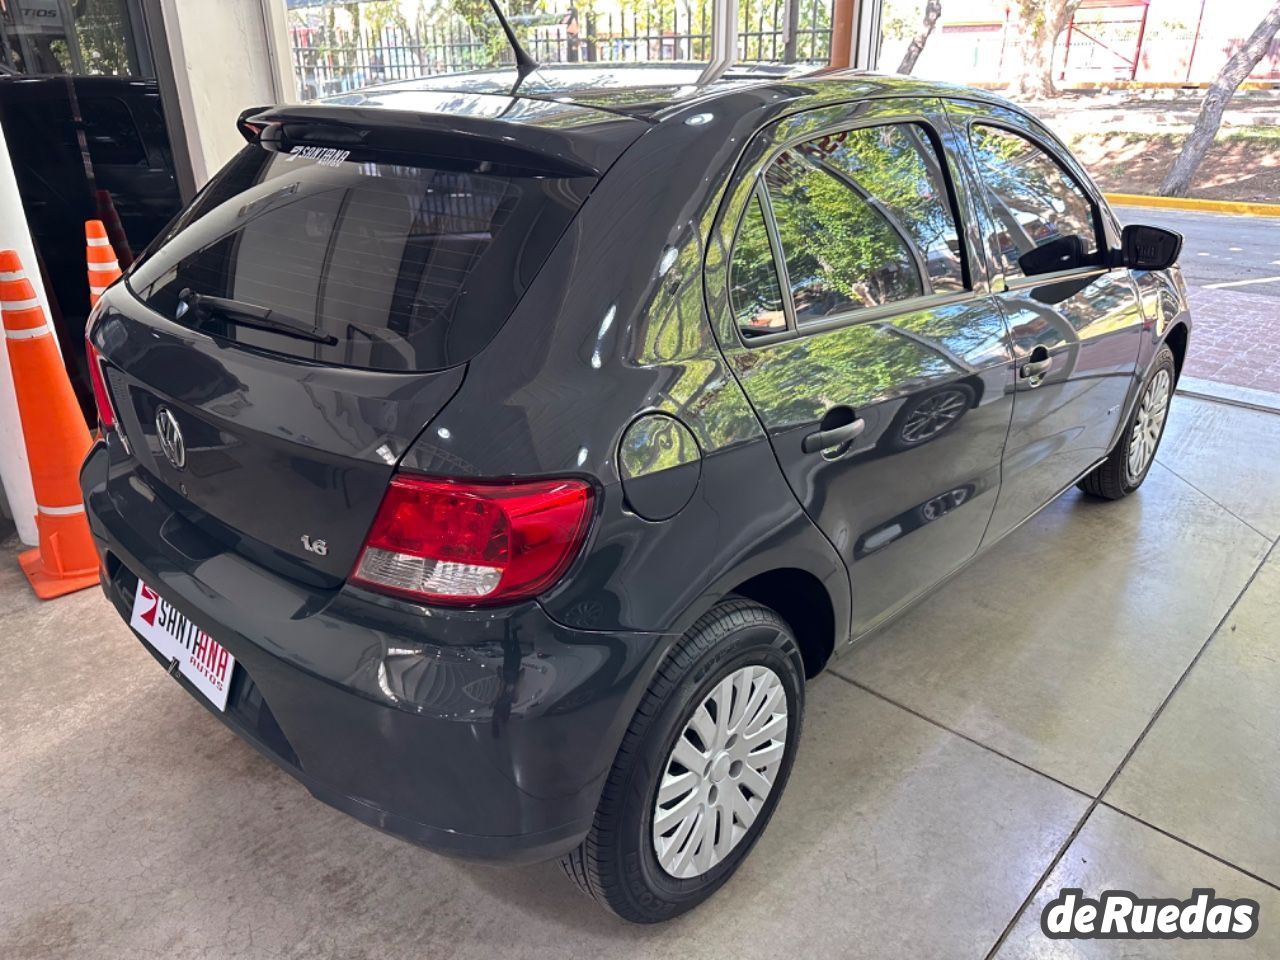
[
  {"left": 726, "top": 121, "right": 967, "bottom": 339},
  {"left": 969, "top": 124, "right": 1101, "bottom": 278}
]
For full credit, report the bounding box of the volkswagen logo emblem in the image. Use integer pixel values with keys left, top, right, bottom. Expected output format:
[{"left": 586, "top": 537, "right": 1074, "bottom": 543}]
[{"left": 155, "top": 406, "right": 186, "bottom": 470}]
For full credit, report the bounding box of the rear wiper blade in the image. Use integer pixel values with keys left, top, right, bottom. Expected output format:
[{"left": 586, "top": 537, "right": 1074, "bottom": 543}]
[{"left": 177, "top": 289, "right": 338, "bottom": 346}]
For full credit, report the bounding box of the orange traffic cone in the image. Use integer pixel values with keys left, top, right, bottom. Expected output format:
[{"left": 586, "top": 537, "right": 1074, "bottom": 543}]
[
  {"left": 94, "top": 190, "right": 134, "bottom": 268},
  {"left": 85, "top": 220, "right": 121, "bottom": 307},
  {"left": 0, "top": 249, "right": 99, "bottom": 598}
]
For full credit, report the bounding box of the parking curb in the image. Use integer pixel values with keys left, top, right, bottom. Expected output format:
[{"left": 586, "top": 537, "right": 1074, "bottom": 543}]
[
  {"left": 1177, "top": 377, "right": 1280, "bottom": 415},
  {"left": 970, "top": 80, "right": 1280, "bottom": 92},
  {"left": 1105, "top": 193, "right": 1280, "bottom": 217}
]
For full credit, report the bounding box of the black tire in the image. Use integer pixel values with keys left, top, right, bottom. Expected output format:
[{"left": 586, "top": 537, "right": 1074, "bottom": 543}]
[
  {"left": 1078, "top": 345, "right": 1176, "bottom": 500},
  {"left": 559, "top": 599, "right": 805, "bottom": 923}
]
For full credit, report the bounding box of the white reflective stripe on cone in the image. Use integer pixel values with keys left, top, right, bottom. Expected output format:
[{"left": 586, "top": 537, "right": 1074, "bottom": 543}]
[
  {"left": 38, "top": 503, "right": 86, "bottom": 516},
  {"left": 0, "top": 270, "right": 24, "bottom": 281},
  {"left": 4, "top": 325, "right": 51, "bottom": 340},
  {"left": 1, "top": 297, "right": 41, "bottom": 311},
  {"left": 86, "top": 236, "right": 112, "bottom": 247},
  {"left": 89, "top": 286, "right": 108, "bottom": 295}
]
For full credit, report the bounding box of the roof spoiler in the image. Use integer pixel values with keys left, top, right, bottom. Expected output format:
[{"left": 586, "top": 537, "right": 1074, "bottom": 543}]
[{"left": 235, "top": 103, "right": 606, "bottom": 178}]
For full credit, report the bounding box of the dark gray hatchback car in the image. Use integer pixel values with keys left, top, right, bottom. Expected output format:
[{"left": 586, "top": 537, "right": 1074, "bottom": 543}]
[{"left": 81, "top": 64, "right": 1189, "bottom": 922}]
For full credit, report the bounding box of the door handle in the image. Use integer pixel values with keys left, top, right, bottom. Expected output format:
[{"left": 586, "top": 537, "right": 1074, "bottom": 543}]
[
  {"left": 1020, "top": 346, "right": 1053, "bottom": 381},
  {"left": 802, "top": 417, "right": 866, "bottom": 454},
  {"left": 1021, "top": 357, "right": 1053, "bottom": 378}
]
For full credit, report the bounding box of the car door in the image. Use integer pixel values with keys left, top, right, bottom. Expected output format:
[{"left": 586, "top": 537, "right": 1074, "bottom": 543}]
[
  {"left": 946, "top": 101, "right": 1146, "bottom": 542},
  {"left": 707, "top": 98, "right": 1017, "bottom": 639}
]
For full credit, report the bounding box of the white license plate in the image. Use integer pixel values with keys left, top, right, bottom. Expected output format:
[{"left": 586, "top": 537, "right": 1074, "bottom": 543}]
[{"left": 129, "top": 579, "right": 236, "bottom": 711}]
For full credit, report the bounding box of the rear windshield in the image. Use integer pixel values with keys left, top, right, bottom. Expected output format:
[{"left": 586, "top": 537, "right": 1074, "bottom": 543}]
[{"left": 126, "top": 144, "right": 594, "bottom": 371}]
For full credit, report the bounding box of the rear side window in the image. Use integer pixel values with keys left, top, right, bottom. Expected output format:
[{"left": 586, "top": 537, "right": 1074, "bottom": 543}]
[
  {"left": 127, "top": 145, "right": 594, "bottom": 371},
  {"left": 728, "top": 121, "right": 967, "bottom": 339},
  {"left": 968, "top": 124, "right": 1101, "bottom": 278},
  {"left": 729, "top": 192, "right": 787, "bottom": 336}
]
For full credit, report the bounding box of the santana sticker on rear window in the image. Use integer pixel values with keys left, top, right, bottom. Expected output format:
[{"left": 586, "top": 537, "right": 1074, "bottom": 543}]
[{"left": 284, "top": 145, "right": 350, "bottom": 166}]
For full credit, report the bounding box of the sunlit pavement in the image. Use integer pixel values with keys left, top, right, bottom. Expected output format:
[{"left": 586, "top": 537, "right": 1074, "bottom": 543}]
[
  {"left": 1117, "top": 205, "right": 1280, "bottom": 400},
  {"left": 1, "top": 392, "right": 1279, "bottom": 959}
]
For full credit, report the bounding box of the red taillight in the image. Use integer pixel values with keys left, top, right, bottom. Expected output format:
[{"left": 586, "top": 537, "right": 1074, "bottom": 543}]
[
  {"left": 351, "top": 475, "right": 594, "bottom": 606},
  {"left": 85, "top": 338, "right": 116, "bottom": 430}
]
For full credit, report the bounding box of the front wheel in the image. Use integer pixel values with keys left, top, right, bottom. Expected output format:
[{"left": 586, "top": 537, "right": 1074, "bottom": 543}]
[
  {"left": 1078, "top": 344, "right": 1176, "bottom": 500},
  {"left": 560, "top": 599, "right": 805, "bottom": 923}
]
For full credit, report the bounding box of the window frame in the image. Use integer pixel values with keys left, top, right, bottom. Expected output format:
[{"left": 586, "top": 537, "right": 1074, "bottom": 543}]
[
  {"left": 724, "top": 115, "right": 976, "bottom": 349},
  {"left": 727, "top": 182, "right": 796, "bottom": 337},
  {"left": 962, "top": 117, "right": 1111, "bottom": 290}
]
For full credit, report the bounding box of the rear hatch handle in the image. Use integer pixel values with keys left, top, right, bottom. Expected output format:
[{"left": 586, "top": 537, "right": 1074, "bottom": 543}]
[{"left": 178, "top": 289, "right": 339, "bottom": 346}]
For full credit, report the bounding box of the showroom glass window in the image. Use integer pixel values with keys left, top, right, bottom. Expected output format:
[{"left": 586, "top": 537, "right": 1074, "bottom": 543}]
[
  {"left": 968, "top": 124, "right": 1102, "bottom": 278},
  {"left": 1, "top": 0, "right": 150, "bottom": 76},
  {"left": 730, "top": 122, "right": 967, "bottom": 337}
]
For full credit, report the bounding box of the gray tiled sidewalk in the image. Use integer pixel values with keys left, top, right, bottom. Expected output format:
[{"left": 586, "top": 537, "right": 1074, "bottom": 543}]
[{"left": 2, "top": 393, "right": 1278, "bottom": 959}]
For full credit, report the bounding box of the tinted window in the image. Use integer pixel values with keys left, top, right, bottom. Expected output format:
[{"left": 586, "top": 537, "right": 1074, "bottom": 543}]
[
  {"left": 969, "top": 124, "right": 1100, "bottom": 278},
  {"left": 762, "top": 123, "right": 966, "bottom": 326},
  {"left": 81, "top": 97, "right": 146, "bottom": 165},
  {"left": 730, "top": 191, "right": 787, "bottom": 337},
  {"left": 127, "top": 145, "right": 593, "bottom": 371}
]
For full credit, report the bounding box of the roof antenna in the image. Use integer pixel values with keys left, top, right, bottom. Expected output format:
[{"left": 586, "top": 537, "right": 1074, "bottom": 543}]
[{"left": 486, "top": 0, "right": 540, "bottom": 94}]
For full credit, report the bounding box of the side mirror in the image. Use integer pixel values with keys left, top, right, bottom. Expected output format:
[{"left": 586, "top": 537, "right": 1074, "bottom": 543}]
[{"left": 1115, "top": 224, "right": 1183, "bottom": 271}]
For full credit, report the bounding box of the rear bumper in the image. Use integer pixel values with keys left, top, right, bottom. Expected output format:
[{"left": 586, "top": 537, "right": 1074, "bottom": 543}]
[{"left": 80, "top": 438, "right": 669, "bottom": 864}]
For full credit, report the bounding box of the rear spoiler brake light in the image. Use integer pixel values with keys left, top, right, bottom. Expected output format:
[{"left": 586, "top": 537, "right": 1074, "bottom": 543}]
[{"left": 236, "top": 104, "right": 602, "bottom": 179}]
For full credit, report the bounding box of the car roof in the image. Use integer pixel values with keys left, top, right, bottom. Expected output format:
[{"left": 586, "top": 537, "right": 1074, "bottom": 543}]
[{"left": 327, "top": 63, "right": 1018, "bottom": 124}]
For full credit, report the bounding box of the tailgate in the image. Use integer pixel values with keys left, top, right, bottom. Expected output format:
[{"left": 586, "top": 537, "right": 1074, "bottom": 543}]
[{"left": 95, "top": 299, "right": 464, "bottom": 584}]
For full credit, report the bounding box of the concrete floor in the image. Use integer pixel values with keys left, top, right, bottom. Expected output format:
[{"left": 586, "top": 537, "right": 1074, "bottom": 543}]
[{"left": 3, "top": 394, "right": 1279, "bottom": 959}]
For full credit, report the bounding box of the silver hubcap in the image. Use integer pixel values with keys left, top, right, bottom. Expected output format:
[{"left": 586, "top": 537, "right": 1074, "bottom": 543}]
[
  {"left": 652, "top": 665, "right": 789, "bottom": 879},
  {"left": 901, "top": 390, "right": 968, "bottom": 444},
  {"left": 1127, "top": 368, "right": 1171, "bottom": 481}
]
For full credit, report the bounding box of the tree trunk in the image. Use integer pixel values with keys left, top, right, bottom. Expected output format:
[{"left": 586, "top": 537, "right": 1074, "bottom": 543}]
[
  {"left": 1161, "top": 2, "right": 1280, "bottom": 197},
  {"left": 1011, "top": 0, "right": 1083, "bottom": 98},
  {"left": 897, "top": 0, "right": 942, "bottom": 75}
]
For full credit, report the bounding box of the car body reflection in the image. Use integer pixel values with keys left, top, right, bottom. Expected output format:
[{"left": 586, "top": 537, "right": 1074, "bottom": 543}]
[{"left": 855, "top": 484, "right": 977, "bottom": 559}]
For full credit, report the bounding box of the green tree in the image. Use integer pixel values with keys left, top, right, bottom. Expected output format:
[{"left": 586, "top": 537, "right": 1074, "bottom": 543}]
[
  {"left": 65, "top": 0, "right": 136, "bottom": 75},
  {"left": 896, "top": 0, "right": 941, "bottom": 75},
  {"left": 1011, "top": 0, "right": 1083, "bottom": 98},
  {"left": 363, "top": 0, "right": 409, "bottom": 36}
]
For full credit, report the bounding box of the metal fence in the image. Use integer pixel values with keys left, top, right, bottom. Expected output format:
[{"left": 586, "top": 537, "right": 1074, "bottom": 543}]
[
  {"left": 1059, "top": 6, "right": 1150, "bottom": 82},
  {"left": 903, "top": 7, "right": 1280, "bottom": 87},
  {"left": 290, "top": 1, "right": 833, "bottom": 100}
]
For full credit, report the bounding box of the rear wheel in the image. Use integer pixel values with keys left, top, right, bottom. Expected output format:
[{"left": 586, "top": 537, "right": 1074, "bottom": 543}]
[
  {"left": 560, "top": 599, "right": 804, "bottom": 923},
  {"left": 1078, "top": 345, "right": 1176, "bottom": 500}
]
